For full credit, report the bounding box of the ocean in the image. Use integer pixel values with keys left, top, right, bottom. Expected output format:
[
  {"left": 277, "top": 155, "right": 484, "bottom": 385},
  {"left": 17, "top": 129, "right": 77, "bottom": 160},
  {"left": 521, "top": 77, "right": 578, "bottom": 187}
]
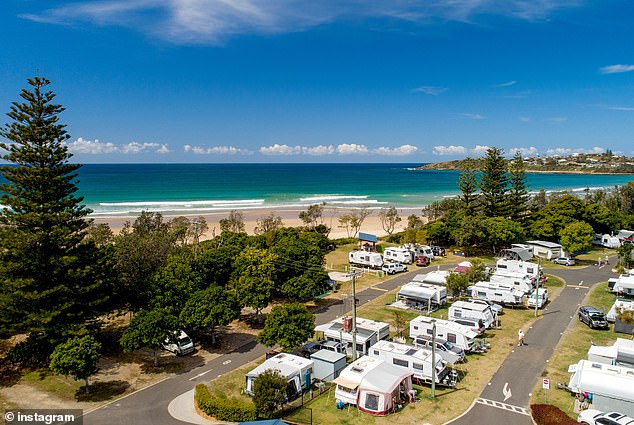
[{"left": 61, "top": 163, "right": 634, "bottom": 217}]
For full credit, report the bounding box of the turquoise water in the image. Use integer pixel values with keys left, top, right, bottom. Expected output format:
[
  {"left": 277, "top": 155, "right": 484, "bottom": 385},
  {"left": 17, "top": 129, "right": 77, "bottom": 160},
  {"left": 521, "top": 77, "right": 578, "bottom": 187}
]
[{"left": 62, "top": 163, "right": 634, "bottom": 217}]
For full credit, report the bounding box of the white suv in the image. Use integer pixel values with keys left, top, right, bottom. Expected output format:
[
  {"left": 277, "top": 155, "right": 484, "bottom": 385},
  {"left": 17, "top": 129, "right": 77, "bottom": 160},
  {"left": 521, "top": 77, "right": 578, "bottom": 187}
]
[
  {"left": 578, "top": 409, "right": 634, "bottom": 425},
  {"left": 382, "top": 262, "right": 407, "bottom": 275}
]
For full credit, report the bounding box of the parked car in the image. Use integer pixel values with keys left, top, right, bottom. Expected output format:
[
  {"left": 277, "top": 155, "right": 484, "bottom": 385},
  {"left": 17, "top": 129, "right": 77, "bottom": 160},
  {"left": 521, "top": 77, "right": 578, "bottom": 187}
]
[
  {"left": 412, "top": 335, "right": 465, "bottom": 365},
  {"left": 527, "top": 289, "right": 549, "bottom": 308},
  {"left": 382, "top": 262, "right": 407, "bottom": 275},
  {"left": 415, "top": 255, "right": 429, "bottom": 267},
  {"left": 553, "top": 256, "right": 575, "bottom": 266},
  {"left": 318, "top": 340, "right": 347, "bottom": 354},
  {"left": 578, "top": 409, "right": 634, "bottom": 425},
  {"left": 469, "top": 298, "right": 504, "bottom": 315},
  {"left": 431, "top": 245, "right": 446, "bottom": 257},
  {"left": 293, "top": 341, "right": 322, "bottom": 358},
  {"left": 163, "top": 330, "right": 195, "bottom": 355},
  {"left": 578, "top": 306, "right": 609, "bottom": 329}
]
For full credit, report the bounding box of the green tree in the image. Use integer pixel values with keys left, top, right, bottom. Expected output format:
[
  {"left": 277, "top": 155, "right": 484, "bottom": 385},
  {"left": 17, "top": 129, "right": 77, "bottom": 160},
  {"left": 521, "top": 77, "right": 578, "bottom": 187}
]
[
  {"left": 252, "top": 369, "right": 288, "bottom": 418},
  {"left": 446, "top": 273, "right": 470, "bottom": 298},
  {"left": 280, "top": 270, "right": 329, "bottom": 301},
  {"left": 270, "top": 228, "right": 326, "bottom": 291},
  {"left": 298, "top": 203, "right": 324, "bottom": 229},
  {"left": 478, "top": 147, "right": 509, "bottom": 217},
  {"left": 466, "top": 258, "right": 488, "bottom": 283},
  {"left": 148, "top": 255, "right": 204, "bottom": 316},
  {"left": 507, "top": 152, "right": 529, "bottom": 221},
  {"left": 232, "top": 247, "right": 277, "bottom": 323},
  {"left": 0, "top": 77, "right": 107, "bottom": 342},
  {"left": 114, "top": 211, "right": 176, "bottom": 311},
  {"left": 254, "top": 213, "right": 284, "bottom": 235},
  {"left": 529, "top": 195, "right": 585, "bottom": 241},
  {"left": 379, "top": 207, "right": 402, "bottom": 236},
  {"left": 559, "top": 221, "right": 594, "bottom": 257},
  {"left": 120, "top": 309, "right": 178, "bottom": 366},
  {"left": 86, "top": 223, "right": 115, "bottom": 248},
  {"left": 484, "top": 217, "right": 525, "bottom": 253},
  {"left": 452, "top": 214, "right": 487, "bottom": 249},
  {"left": 457, "top": 157, "right": 479, "bottom": 215},
  {"left": 179, "top": 286, "right": 241, "bottom": 344},
  {"left": 49, "top": 335, "right": 101, "bottom": 393},
  {"left": 617, "top": 243, "right": 634, "bottom": 270},
  {"left": 257, "top": 303, "right": 315, "bottom": 352},
  {"left": 219, "top": 210, "right": 246, "bottom": 233}
]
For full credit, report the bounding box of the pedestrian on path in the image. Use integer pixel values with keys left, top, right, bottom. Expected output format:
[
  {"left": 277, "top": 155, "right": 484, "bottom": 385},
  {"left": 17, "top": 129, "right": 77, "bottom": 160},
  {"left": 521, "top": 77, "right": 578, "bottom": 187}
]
[{"left": 518, "top": 329, "right": 525, "bottom": 346}]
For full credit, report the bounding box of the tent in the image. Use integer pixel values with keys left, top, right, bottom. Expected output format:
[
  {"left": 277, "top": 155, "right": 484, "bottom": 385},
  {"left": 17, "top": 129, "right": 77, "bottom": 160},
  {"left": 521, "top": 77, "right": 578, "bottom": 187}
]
[{"left": 356, "top": 361, "right": 413, "bottom": 416}]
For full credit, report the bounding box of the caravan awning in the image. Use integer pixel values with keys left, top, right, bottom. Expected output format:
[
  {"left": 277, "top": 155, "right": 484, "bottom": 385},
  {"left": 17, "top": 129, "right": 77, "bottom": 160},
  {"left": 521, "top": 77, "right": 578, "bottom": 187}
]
[{"left": 333, "top": 375, "right": 359, "bottom": 390}]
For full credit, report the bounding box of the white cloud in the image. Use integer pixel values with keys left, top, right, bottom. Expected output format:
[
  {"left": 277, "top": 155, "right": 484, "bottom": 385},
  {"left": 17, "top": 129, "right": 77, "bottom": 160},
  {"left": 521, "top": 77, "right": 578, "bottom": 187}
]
[
  {"left": 184, "top": 145, "right": 250, "bottom": 155},
  {"left": 374, "top": 145, "right": 418, "bottom": 156},
  {"left": 303, "top": 145, "right": 335, "bottom": 155},
  {"left": 509, "top": 146, "right": 538, "bottom": 157},
  {"left": 600, "top": 64, "right": 634, "bottom": 74},
  {"left": 471, "top": 145, "right": 490, "bottom": 156},
  {"left": 545, "top": 146, "right": 604, "bottom": 156},
  {"left": 259, "top": 144, "right": 302, "bottom": 155},
  {"left": 458, "top": 113, "right": 485, "bottom": 120},
  {"left": 495, "top": 80, "right": 517, "bottom": 87},
  {"left": 607, "top": 106, "right": 634, "bottom": 111},
  {"left": 412, "top": 86, "right": 447, "bottom": 96},
  {"left": 337, "top": 143, "right": 369, "bottom": 155},
  {"left": 545, "top": 117, "right": 568, "bottom": 123},
  {"left": 156, "top": 144, "right": 170, "bottom": 154},
  {"left": 21, "top": 0, "right": 584, "bottom": 44},
  {"left": 519, "top": 116, "right": 531, "bottom": 122},
  {"left": 120, "top": 141, "right": 160, "bottom": 154},
  {"left": 432, "top": 145, "right": 467, "bottom": 156},
  {"left": 65, "top": 137, "right": 118, "bottom": 154}
]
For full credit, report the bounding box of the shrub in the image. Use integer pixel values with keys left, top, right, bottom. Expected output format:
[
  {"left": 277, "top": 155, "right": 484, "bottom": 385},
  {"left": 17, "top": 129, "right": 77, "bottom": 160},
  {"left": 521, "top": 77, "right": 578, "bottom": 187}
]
[
  {"left": 531, "top": 404, "right": 577, "bottom": 425},
  {"left": 195, "top": 384, "right": 257, "bottom": 422}
]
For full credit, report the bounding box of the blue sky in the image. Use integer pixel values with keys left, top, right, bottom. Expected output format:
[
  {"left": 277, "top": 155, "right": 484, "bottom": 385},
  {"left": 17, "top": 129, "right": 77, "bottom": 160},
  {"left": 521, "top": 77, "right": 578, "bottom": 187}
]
[{"left": 2, "top": 0, "right": 634, "bottom": 163}]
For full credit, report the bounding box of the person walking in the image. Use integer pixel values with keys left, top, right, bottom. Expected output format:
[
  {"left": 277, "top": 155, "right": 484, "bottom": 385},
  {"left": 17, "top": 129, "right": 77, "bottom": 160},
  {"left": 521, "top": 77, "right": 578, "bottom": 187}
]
[{"left": 518, "top": 329, "right": 525, "bottom": 346}]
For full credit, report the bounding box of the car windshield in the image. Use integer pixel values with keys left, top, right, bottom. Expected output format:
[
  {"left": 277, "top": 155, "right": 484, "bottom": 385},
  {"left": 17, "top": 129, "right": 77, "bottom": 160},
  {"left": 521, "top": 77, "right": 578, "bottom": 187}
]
[
  {"left": 178, "top": 336, "right": 192, "bottom": 345},
  {"left": 443, "top": 341, "right": 455, "bottom": 350},
  {"left": 589, "top": 314, "right": 605, "bottom": 320}
]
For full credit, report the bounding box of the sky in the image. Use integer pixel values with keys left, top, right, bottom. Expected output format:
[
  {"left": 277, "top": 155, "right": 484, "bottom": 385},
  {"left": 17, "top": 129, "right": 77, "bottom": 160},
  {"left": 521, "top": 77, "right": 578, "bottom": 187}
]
[{"left": 1, "top": 0, "right": 634, "bottom": 163}]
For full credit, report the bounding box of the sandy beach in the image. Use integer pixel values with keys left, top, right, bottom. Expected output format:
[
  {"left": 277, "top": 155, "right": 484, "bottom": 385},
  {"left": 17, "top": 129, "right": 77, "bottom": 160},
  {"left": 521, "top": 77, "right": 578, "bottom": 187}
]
[{"left": 91, "top": 207, "right": 424, "bottom": 240}]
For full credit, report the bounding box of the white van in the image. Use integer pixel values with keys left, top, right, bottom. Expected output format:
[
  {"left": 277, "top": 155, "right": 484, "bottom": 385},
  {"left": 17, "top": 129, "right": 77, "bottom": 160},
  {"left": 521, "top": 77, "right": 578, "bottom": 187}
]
[
  {"left": 163, "top": 330, "right": 195, "bottom": 355},
  {"left": 448, "top": 300, "right": 496, "bottom": 329},
  {"left": 409, "top": 316, "right": 477, "bottom": 352},
  {"left": 383, "top": 247, "right": 413, "bottom": 264}
]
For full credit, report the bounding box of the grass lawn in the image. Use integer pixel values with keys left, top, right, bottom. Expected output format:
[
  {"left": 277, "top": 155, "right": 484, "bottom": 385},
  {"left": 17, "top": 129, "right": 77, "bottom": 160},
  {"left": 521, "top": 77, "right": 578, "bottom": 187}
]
[{"left": 529, "top": 281, "right": 618, "bottom": 416}]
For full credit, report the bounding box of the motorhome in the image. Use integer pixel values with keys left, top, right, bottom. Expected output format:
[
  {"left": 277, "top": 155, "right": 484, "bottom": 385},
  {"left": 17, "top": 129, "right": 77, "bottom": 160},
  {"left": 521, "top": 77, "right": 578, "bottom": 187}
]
[
  {"left": 383, "top": 247, "right": 413, "bottom": 264},
  {"left": 368, "top": 340, "right": 458, "bottom": 387},
  {"left": 587, "top": 339, "right": 634, "bottom": 367},
  {"left": 349, "top": 251, "right": 383, "bottom": 269},
  {"left": 245, "top": 353, "right": 314, "bottom": 399},
  {"left": 448, "top": 300, "right": 496, "bottom": 329},
  {"left": 468, "top": 281, "right": 526, "bottom": 306},
  {"left": 402, "top": 243, "right": 434, "bottom": 260},
  {"left": 409, "top": 316, "right": 478, "bottom": 352},
  {"left": 594, "top": 233, "right": 621, "bottom": 249},
  {"left": 412, "top": 334, "right": 465, "bottom": 365},
  {"left": 612, "top": 275, "right": 634, "bottom": 297},
  {"left": 489, "top": 270, "right": 534, "bottom": 293},
  {"left": 495, "top": 259, "right": 541, "bottom": 279},
  {"left": 397, "top": 281, "right": 447, "bottom": 312},
  {"left": 412, "top": 270, "right": 450, "bottom": 286},
  {"left": 315, "top": 316, "right": 390, "bottom": 357},
  {"left": 567, "top": 360, "right": 634, "bottom": 417}
]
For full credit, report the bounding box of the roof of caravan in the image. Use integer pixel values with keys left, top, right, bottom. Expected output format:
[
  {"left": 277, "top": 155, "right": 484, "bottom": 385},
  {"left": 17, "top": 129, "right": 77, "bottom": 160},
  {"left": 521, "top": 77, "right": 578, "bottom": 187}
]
[
  {"left": 412, "top": 270, "right": 450, "bottom": 284},
  {"left": 525, "top": 240, "right": 562, "bottom": 249},
  {"left": 310, "top": 349, "right": 346, "bottom": 363},
  {"left": 359, "top": 361, "right": 413, "bottom": 394},
  {"left": 247, "top": 353, "right": 313, "bottom": 378},
  {"left": 568, "top": 360, "right": 634, "bottom": 400},
  {"left": 398, "top": 282, "right": 445, "bottom": 299},
  {"left": 370, "top": 340, "right": 432, "bottom": 362},
  {"left": 315, "top": 316, "right": 389, "bottom": 336},
  {"left": 451, "top": 300, "right": 490, "bottom": 312},
  {"left": 589, "top": 339, "right": 634, "bottom": 359},
  {"left": 491, "top": 270, "right": 531, "bottom": 279},
  {"left": 334, "top": 356, "right": 383, "bottom": 389}
]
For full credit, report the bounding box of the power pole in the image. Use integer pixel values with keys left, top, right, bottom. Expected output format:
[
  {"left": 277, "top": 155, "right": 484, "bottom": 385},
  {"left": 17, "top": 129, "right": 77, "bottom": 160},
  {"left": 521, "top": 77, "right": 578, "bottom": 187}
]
[
  {"left": 534, "top": 257, "right": 541, "bottom": 317},
  {"left": 352, "top": 272, "right": 358, "bottom": 361},
  {"left": 431, "top": 319, "right": 436, "bottom": 398}
]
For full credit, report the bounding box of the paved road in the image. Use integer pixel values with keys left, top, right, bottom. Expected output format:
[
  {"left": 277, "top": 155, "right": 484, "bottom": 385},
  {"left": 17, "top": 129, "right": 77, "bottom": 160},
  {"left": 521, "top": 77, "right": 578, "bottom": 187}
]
[
  {"left": 84, "top": 261, "right": 616, "bottom": 425},
  {"left": 448, "top": 262, "right": 616, "bottom": 425}
]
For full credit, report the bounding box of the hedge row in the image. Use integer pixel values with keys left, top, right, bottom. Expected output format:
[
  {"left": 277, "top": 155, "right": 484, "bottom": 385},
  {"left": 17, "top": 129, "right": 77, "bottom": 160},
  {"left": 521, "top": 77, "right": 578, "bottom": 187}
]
[
  {"left": 195, "top": 383, "right": 257, "bottom": 422},
  {"left": 531, "top": 404, "right": 578, "bottom": 425}
]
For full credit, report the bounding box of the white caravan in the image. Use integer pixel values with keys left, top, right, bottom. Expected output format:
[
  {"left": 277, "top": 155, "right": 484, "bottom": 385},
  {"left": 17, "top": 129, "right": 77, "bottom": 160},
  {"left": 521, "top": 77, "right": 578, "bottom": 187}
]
[
  {"left": 402, "top": 243, "right": 434, "bottom": 260},
  {"left": 489, "top": 270, "right": 534, "bottom": 294},
  {"left": 397, "top": 281, "right": 447, "bottom": 311},
  {"left": 593, "top": 233, "right": 621, "bottom": 249},
  {"left": 383, "top": 247, "right": 413, "bottom": 264},
  {"left": 468, "top": 281, "right": 526, "bottom": 306},
  {"left": 588, "top": 339, "right": 634, "bottom": 367},
  {"left": 349, "top": 251, "right": 383, "bottom": 269},
  {"left": 412, "top": 270, "right": 450, "bottom": 286},
  {"left": 315, "top": 316, "right": 390, "bottom": 357},
  {"left": 245, "top": 353, "right": 314, "bottom": 398},
  {"left": 448, "top": 300, "right": 496, "bottom": 329},
  {"left": 612, "top": 275, "right": 634, "bottom": 297},
  {"left": 607, "top": 299, "right": 634, "bottom": 323},
  {"left": 368, "top": 340, "right": 458, "bottom": 387},
  {"left": 409, "top": 315, "right": 478, "bottom": 352},
  {"left": 567, "top": 360, "right": 634, "bottom": 417},
  {"left": 495, "top": 259, "right": 541, "bottom": 279}
]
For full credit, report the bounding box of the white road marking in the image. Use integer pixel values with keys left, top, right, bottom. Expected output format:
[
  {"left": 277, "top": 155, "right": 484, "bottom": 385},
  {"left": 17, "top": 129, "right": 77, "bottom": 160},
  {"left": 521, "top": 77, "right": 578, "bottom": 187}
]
[
  {"left": 189, "top": 369, "right": 213, "bottom": 381},
  {"left": 476, "top": 398, "right": 530, "bottom": 416},
  {"left": 503, "top": 382, "right": 512, "bottom": 402},
  {"left": 223, "top": 360, "right": 232, "bottom": 365}
]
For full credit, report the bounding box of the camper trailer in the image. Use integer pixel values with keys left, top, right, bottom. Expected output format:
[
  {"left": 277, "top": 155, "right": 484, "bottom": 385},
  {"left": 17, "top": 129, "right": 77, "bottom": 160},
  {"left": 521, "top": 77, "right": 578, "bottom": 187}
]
[
  {"left": 612, "top": 275, "right": 634, "bottom": 297},
  {"left": 334, "top": 357, "right": 414, "bottom": 416},
  {"left": 567, "top": 360, "right": 634, "bottom": 417},
  {"left": 412, "top": 270, "right": 450, "bottom": 286},
  {"left": 397, "top": 281, "right": 447, "bottom": 312},
  {"left": 245, "top": 353, "right": 314, "bottom": 399},
  {"left": 412, "top": 334, "right": 465, "bottom": 365},
  {"left": 349, "top": 251, "right": 383, "bottom": 269},
  {"left": 489, "top": 270, "right": 534, "bottom": 294},
  {"left": 402, "top": 243, "right": 434, "bottom": 260},
  {"left": 587, "top": 339, "right": 634, "bottom": 367},
  {"left": 594, "top": 233, "right": 621, "bottom": 249},
  {"left": 468, "top": 281, "right": 526, "bottom": 306},
  {"left": 448, "top": 300, "right": 496, "bottom": 329},
  {"left": 383, "top": 247, "right": 413, "bottom": 264},
  {"left": 409, "top": 316, "right": 478, "bottom": 352},
  {"left": 495, "top": 259, "right": 541, "bottom": 279},
  {"left": 368, "top": 340, "right": 458, "bottom": 387},
  {"left": 315, "top": 316, "right": 390, "bottom": 357}
]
